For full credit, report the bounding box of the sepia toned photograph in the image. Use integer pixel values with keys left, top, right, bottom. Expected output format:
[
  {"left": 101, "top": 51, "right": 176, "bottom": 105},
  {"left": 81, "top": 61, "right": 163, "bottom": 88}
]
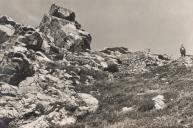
[{"left": 0, "top": 0, "right": 193, "bottom": 128}]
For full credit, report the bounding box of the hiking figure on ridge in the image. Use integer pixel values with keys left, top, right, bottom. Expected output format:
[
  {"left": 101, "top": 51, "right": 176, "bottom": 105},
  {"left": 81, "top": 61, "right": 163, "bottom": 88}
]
[{"left": 180, "top": 44, "right": 186, "bottom": 57}]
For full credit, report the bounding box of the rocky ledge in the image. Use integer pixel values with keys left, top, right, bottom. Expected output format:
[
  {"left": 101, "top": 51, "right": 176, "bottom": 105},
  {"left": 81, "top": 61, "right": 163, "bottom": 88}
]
[{"left": 0, "top": 4, "right": 192, "bottom": 128}]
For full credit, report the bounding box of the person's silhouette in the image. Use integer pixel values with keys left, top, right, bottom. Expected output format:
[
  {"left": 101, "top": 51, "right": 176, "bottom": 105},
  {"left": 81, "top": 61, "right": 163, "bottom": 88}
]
[{"left": 180, "top": 44, "right": 186, "bottom": 57}]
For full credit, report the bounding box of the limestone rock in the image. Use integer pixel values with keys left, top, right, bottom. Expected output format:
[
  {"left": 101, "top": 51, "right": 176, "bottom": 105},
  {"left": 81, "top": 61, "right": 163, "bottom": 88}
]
[
  {"left": 39, "top": 4, "right": 92, "bottom": 52},
  {"left": 49, "top": 4, "right": 76, "bottom": 22},
  {"left": 18, "top": 31, "right": 43, "bottom": 51},
  {"left": 152, "top": 95, "right": 166, "bottom": 110},
  {"left": 78, "top": 93, "right": 99, "bottom": 113},
  {"left": 0, "top": 16, "right": 16, "bottom": 44}
]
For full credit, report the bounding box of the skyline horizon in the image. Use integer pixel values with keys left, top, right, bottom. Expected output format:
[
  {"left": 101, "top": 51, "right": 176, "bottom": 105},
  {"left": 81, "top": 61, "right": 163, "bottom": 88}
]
[{"left": 0, "top": 0, "right": 193, "bottom": 57}]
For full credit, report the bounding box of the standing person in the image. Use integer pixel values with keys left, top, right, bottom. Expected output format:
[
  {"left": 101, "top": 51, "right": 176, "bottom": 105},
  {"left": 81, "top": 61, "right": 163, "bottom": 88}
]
[{"left": 180, "top": 44, "right": 186, "bottom": 57}]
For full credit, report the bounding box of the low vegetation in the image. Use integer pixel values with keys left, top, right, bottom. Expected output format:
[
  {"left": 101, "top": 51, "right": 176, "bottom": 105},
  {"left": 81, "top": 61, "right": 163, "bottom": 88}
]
[{"left": 72, "top": 60, "right": 193, "bottom": 128}]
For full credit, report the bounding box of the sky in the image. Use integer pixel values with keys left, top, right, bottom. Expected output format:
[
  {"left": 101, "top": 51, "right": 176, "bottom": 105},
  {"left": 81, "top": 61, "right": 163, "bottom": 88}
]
[{"left": 0, "top": 0, "right": 193, "bottom": 57}]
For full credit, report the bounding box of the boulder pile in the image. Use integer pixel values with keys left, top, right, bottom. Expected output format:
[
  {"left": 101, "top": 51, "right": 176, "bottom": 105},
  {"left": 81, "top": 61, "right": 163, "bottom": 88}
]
[{"left": 0, "top": 4, "right": 98, "bottom": 128}]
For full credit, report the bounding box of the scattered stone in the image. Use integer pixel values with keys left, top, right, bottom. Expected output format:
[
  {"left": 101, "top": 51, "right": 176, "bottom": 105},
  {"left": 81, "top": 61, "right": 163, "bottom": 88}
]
[
  {"left": 121, "top": 107, "right": 133, "bottom": 113},
  {"left": 78, "top": 93, "right": 99, "bottom": 113},
  {"left": 152, "top": 95, "right": 166, "bottom": 110}
]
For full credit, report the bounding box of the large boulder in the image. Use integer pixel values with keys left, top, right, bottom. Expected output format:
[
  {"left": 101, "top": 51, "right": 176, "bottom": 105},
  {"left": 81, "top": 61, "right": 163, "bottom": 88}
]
[
  {"left": 49, "top": 4, "right": 76, "bottom": 22},
  {"left": 0, "top": 51, "right": 35, "bottom": 85},
  {"left": 39, "top": 4, "right": 92, "bottom": 52},
  {"left": 18, "top": 31, "right": 44, "bottom": 51},
  {"left": 0, "top": 16, "right": 16, "bottom": 44},
  {"left": 0, "top": 82, "right": 19, "bottom": 124},
  {"left": 0, "top": 24, "right": 15, "bottom": 44},
  {"left": 78, "top": 93, "right": 99, "bottom": 113}
]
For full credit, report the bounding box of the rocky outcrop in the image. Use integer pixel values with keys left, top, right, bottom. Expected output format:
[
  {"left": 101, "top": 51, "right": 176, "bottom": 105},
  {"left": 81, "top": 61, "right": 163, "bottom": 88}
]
[
  {"left": 39, "top": 4, "right": 91, "bottom": 53},
  {"left": 100, "top": 47, "right": 129, "bottom": 54},
  {"left": 0, "top": 3, "right": 183, "bottom": 128},
  {"left": 49, "top": 4, "right": 76, "bottom": 22},
  {"left": 0, "top": 4, "right": 97, "bottom": 127}
]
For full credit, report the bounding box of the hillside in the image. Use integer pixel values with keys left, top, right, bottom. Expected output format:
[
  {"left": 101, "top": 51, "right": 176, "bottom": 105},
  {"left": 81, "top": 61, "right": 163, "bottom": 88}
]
[{"left": 0, "top": 4, "right": 193, "bottom": 128}]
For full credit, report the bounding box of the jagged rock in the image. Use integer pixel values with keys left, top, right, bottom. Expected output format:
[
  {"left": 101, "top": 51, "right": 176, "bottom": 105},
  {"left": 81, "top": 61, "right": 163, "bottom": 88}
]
[
  {"left": 78, "top": 93, "right": 99, "bottom": 113},
  {"left": 19, "top": 116, "right": 49, "bottom": 128},
  {"left": 49, "top": 4, "right": 76, "bottom": 22},
  {"left": 157, "top": 54, "right": 170, "bottom": 61},
  {"left": 0, "top": 24, "right": 15, "bottom": 43},
  {"left": 12, "top": 46, "right": 28, "bottom": 53},
  {"left": 101, "top": 47, "right": 129, "bottom": 55},
  {"left": 0, "top": 50, "right": 35, "bottom": 85},
  {"left": 152, "top": 95, "right": 166, "bottom": 110},
  {"left": 0, "top": 16, "right": 16, "bottom": 44},
  {"left": 35, "top": 51, "right": 51, "bottom": 62},
  {"left": 14, "top": 73, "right": 96, "bottom": 127},
  {"left": 16, "top": 25, "right": 36, "bottom": 35},
  {"left": 0, "top": 82, "right": 18, "bottom": 96},
  {"left": 10, "top": 52, "right": 35, "bottom": 85},
  {"left": 39, "top": 4, "right": 92, "bottom": 52},
  {"left": 0, "top": 15, "right": 50, "bottom": 53},
  {"left": 18, "top": 31, "right": 43, "bottom": 51},
  {"left": 0, "top": 83, "right": 19, "bottom": 125},
  {"left": 0, "top": 16, "right": 17, "bottom": 27}
]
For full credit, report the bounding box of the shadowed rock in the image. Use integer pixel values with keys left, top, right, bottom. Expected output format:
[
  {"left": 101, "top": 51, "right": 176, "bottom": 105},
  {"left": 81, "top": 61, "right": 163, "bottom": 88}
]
[{"left": 49, "top": 4, "right": 76, "bottom": 22}]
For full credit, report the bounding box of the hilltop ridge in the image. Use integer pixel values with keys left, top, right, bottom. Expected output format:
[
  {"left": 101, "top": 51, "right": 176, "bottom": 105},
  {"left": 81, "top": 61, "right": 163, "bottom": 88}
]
[{"left": 0, "top": 4, "right": 193, "bottom": 128}]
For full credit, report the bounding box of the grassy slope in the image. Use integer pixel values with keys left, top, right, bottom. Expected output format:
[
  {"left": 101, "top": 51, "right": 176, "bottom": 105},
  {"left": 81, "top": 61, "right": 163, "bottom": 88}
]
[{"left": 71, "top": 61, "right": 193, "bottom": 128}]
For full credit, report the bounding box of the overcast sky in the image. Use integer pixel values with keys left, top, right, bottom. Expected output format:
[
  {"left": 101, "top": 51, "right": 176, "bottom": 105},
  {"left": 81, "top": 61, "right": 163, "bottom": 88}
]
[{"left": 0, "top": 0, "right": 193, "bottom": 57}]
